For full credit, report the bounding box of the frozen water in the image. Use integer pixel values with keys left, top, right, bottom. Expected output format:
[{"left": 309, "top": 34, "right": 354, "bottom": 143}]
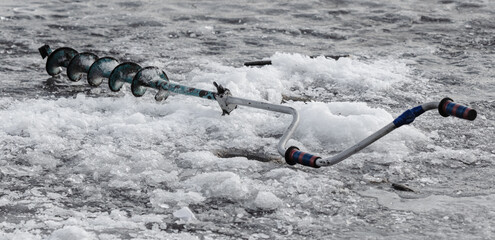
[
  {"left": 151, "top": 189, "right": 205, "bottom": 209},
  {"left": 253, "top": 191, "right": 283, "bottom": 210},
  {"left": 173, "top": 207, "right": 197, "bottom": 222},
  {"left": 360, "top": 188, "right": 495, "bottom": 213},
  {"left": 0, "top": 0, "right": 494, "bottom": 239},
  {"left": 48, "top": 226, "right": 93, "bottom": 240}
]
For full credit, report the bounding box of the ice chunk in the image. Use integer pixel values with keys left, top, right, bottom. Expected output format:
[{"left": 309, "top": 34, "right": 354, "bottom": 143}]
[
  {"left": 253, "top": 191, "right": 283, "bottom": 210},
  {"left": 362, "top": 173, "right": 386, "bottom": 183},
  {"left": 150, "top": 189, "right": 205, "bottom": 209},
  {"left": 185, "top": 172, "right": 249, "bottom": 200},
  {"left": 270, "top": 52, "right": 409, "bottom": 91},
  {"left": 0, "top": 196, "right": 10, "bottom": 207},
  {"left": 294, "top": 101, "right": 393, "bottom": 150},
  {"left": 249, "top": 233, "right": 271, "bottom": 239},
  {"left": 173, "top": 207, "right": 197, "bottom": 222},
  {"left": 48, "top": 226, "right": 93, "bottom": 240},
  {"left": 264, "top": 168, "right": 298, "bottom": 179},
  {"left": 0, "top": 231, "right": 42, "bottom": 240}
]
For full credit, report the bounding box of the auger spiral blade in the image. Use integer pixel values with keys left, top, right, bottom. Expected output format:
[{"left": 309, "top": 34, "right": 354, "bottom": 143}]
[
  {"left": 108, "top": 62, "right": 142, "bottom": 92},
  {"left": 131, "top": 66, "right": 171, "bottom": 101},
  {"left": 87, "top": 57, "right": 120, "bottom": 87},
  {"left": 45, "top": 47, "right": 78, "bottom": 76},
  {"left": 67, "top": 52, "right": 99, "bottom": 82}
]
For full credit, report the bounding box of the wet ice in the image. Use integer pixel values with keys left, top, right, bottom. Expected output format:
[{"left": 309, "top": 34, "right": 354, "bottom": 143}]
[{"left": 0, "top": 0, "right": 494, "bottom": 239}]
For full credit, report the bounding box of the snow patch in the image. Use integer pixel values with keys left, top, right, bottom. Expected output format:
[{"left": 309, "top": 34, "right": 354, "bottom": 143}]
[
  {"left": 253, "top": 191, "right": 283, "bottom": 210},
  {"left": 150, "top": 189, "right": 205, "bottom": 209},
  {"left": 185, "top": 172, "right": 250, "bottom": 200},
  {"left": 270, "top": 52, "right": 408, "bottom": 91},
  {"left": 48, "top": 226, "right": 93, "bottom": 240}
]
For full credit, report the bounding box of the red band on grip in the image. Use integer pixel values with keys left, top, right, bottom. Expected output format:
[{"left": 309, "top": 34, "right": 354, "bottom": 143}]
[
  {"left": 284, "top": 146, "right": 321, "bottom": 168},
  {"left": 438, "top": 97, "right": 477, "bottom": 121}
]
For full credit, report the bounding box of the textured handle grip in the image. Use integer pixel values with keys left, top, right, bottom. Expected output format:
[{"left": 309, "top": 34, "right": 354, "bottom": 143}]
[
  {"left": 438, "top": 98, "right": 477, "bottom": 121},
  {"left": 284, "top": 146, "right": 321, "bottom": 168}
]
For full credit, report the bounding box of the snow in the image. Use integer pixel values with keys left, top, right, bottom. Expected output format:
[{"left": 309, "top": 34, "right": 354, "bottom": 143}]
[
  {"left": 48, "top": 226, "right": 93, "bottom": 240},
  {"left": 185, "top": 172, "right": 249, "bottom": 200},
  {"left": 270, "top": 53, "right": 409, "bottom": 91},
  {"left": 253, "top": 191, "right": 283, "bottom": 210},
  {"left": 151, "top": 189, "right": 205, "bottom": 209}
]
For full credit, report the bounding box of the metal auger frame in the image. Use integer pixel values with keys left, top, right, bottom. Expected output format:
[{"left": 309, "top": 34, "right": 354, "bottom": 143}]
[{"left": 39, "top": 45, "right": 478, "bottom": 168}]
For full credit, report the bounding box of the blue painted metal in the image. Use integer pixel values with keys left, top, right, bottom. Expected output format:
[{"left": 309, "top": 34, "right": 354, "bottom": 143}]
[
  {"left": 108, "top": 62, "right": 142, "bottom": 92},
  {"left": 444, "top": 101, "right": 475, "bottom": 120},
  {"left": 158, "top": 82, "right": 216, "bottom": 100},
  {"left": 393, "top": 105, "right": 426, "bottom": 127},
  {"left": 131, "top": 66, "right": 168, "bottom": 97},
  {"left": 45, "top": 47, "right": 78, "bottom": 76},
  {"left": 41, "top": 45, "right": 217, "bottom": 102},
  {"left": 87, "top": 57, "right": 120, "bottom": 87},
  {"left": 67, "top": 52, "right": 99, "bottom": 82}
]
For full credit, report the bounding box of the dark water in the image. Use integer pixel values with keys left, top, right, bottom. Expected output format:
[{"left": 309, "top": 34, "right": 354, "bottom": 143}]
[{"left": 0, "top": 0, "right": 494, "bottom": 239}]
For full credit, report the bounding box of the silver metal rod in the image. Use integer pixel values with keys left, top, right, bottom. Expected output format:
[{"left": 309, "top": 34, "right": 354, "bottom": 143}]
[
  {"left": 225, "top": 97, "right": 441, "bottom": 167},
  {"left": 317, "top": 122, "right": 397, "bottom": 166},
  {"left": 317, "top": 101, "right": 439, "bottom": 166},
  {"left": 225, "top": 96, "right": 299, "bottom": 156},
  {"left": 421, "top": 101, "right": 439, "bottom": 111}
]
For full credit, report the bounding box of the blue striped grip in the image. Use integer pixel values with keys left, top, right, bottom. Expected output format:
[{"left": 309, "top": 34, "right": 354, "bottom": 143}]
[
  {"left": 439, "top": 98, "right": 477, "bottom": 121},
  {"left": 284, "top": 146, "right": 321, "bottom": 168}
]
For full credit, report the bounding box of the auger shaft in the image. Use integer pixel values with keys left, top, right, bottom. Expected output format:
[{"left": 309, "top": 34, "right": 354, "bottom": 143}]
[
  {"left": 152, "top": 81, "right": 216, "bottom": 100},
  {"left": 316, "top": 102, "right": 438, "bottom": 166}
]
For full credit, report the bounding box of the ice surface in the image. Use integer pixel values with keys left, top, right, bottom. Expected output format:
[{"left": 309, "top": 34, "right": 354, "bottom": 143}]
[
  {"left": 360, "top": 187, "right": 495, "bottom": 213},
  {"left": 253, "top": 191, "right": 283, "bottom": 210},
  {"left": 173, "top": 207, "right": 197, "bottom": 222},
  {"left": 48, "top": 226, "right": 93, "bottom": 240},
  {"left": 185, "top": 172, "right": 249, "bottom": 200},
  {"left": 0, "top": 52, "right": 490, "bottom": 238},
  {"left": 270, "top": 53, "right": 409, "bottom": 91},
  {"left": 1, "top": 0, "right": 494, "bottom": 239},
  {"left": 151, "top": 189, "right": 205, "bottom": 209}
]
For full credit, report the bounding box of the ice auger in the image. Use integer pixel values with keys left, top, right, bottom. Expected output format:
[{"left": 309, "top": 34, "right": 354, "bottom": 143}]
[{"left": 39, "top": 45, "right": 477, "bottom": 168}]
